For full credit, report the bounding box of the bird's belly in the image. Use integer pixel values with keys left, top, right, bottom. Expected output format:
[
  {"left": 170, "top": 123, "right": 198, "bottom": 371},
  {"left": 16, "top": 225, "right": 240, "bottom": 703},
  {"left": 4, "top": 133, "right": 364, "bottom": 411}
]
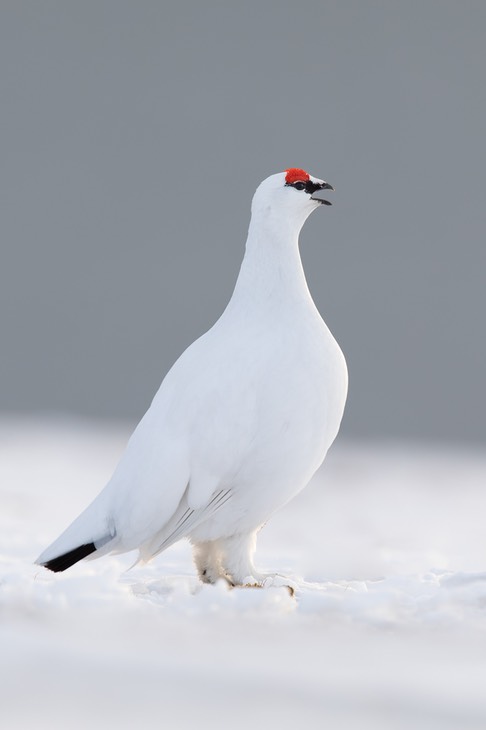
[
  {"left": 190, "top": 361, "right": 346, "bottom": 540},
  {"left": 190, "top": 465, "right": 317, "bottom": 542}
]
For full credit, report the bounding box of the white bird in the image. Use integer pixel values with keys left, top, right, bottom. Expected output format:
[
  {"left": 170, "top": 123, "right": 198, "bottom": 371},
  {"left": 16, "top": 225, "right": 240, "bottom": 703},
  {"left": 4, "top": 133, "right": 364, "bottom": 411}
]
[{"left": 37, "top": 168, "right": 348, "bottom": 586}]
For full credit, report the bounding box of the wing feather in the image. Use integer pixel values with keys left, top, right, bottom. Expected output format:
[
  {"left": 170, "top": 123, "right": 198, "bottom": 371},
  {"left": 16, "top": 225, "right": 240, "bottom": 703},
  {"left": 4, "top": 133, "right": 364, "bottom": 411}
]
[{"left": 138, "top": 487, "right": 232, "bottom": 562}]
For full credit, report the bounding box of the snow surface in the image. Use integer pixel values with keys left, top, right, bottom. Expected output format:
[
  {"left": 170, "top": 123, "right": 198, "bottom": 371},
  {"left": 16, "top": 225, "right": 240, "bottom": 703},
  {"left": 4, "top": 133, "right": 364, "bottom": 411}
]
[{"left": 2, "top": 417, "right": 486, "bottom": 729}]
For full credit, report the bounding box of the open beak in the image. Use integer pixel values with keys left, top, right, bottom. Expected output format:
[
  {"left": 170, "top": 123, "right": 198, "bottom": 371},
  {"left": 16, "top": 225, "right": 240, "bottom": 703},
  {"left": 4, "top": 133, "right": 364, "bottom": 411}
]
[{"left": 310, "top": 181, "right": 334, "bottom": 206}]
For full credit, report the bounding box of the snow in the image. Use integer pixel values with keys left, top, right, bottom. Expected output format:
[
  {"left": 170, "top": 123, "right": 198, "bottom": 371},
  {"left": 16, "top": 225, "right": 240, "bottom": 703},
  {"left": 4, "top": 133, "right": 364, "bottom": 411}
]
[{"left": 2, "top": 417, "right": 486, "bottom": 729}]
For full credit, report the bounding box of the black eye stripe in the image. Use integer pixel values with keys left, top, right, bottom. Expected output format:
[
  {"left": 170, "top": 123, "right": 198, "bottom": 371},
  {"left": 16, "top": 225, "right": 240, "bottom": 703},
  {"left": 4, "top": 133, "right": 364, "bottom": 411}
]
[
  {"left": 305, "top": 180, "right": 321, "bottom": 194},
  {"left": 285, "top": 180, "right": 322, "bottom": 194}
]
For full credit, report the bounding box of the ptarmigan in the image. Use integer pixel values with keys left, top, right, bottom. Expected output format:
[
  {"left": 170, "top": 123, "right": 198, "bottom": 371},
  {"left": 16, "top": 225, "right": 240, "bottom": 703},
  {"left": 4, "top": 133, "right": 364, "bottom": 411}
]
[{"left": 36, "top": 168, "right": 348, "bottom": 586}]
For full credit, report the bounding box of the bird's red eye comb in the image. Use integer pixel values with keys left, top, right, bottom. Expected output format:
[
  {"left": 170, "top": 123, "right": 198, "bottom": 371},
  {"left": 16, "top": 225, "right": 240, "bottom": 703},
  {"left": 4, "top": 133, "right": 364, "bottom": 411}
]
[{"left": 285, "top": 168, "right": 310, "bottom": 184}]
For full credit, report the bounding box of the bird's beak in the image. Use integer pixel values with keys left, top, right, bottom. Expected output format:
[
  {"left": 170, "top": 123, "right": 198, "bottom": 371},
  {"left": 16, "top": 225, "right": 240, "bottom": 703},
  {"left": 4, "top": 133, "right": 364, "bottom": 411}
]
[{"left": 310, "top": 182, "right": 334, "bottom": 206}]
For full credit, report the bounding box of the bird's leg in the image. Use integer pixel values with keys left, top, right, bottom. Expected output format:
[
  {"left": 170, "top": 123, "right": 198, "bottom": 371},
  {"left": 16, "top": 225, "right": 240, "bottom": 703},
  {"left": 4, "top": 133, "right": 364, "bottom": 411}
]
[
  {"left": 218, "top": 531, "right": 296, "bottom": 596},
  {"left": 217, "top": 530, "right": 264, "bottom": 587},
  {"left": 194, "top": 533, "right": 295, "bottom": 596},
  {"left": 192, "top": 540, "right": 224, "bottom": 584}
]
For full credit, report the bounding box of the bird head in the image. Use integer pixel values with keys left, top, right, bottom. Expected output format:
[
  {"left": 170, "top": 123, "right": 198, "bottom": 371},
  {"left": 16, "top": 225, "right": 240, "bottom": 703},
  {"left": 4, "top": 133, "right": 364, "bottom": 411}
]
[{"left": 250, "top": 168, "right": 334, "bottom": 232}]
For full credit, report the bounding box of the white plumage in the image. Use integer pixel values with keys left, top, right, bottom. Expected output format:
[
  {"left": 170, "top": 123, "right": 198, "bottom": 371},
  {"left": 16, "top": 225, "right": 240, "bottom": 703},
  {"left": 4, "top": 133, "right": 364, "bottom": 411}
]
[{"left": 37, "top": 169, "right": 348, "bottom": 585}]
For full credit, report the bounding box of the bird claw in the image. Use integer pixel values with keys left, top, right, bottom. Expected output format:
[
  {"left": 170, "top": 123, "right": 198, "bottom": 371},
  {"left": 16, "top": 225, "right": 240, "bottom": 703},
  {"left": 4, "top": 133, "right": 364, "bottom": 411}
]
[
  {"left": 230, "top": 573, "right": 296, "bottom": 598},
  {"left": 261, "top": 574, "right": 296, "bottom": 598}
]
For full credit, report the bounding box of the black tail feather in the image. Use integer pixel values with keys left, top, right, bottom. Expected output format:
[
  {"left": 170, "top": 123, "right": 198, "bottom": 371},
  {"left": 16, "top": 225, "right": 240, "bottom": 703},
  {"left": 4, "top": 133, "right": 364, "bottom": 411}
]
[{"left": 41, "top": 543, "right": 97, "bottom": 572}]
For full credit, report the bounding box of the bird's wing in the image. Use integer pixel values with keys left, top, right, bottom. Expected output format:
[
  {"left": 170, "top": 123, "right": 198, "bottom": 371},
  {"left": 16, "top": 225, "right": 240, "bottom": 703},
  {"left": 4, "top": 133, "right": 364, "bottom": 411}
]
[
  {"left": 136, "top": 486, "right": 233, "bottom": 562},
  {"left": 37, "top": 324, "right": 257, "bottom": 569}
]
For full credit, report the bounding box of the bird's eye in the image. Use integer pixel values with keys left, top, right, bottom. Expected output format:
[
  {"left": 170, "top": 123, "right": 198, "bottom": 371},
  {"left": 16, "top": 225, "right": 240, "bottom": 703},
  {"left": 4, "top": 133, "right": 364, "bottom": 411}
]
[{"left": 293, "top": 181, "right": 306, "bottom": 191}]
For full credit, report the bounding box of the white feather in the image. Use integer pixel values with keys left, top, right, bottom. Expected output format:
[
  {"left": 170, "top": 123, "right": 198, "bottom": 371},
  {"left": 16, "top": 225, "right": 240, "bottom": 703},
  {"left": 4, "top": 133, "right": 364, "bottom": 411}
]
[{"left": 37, "top": 170, "right": 348, "bottom": 584}]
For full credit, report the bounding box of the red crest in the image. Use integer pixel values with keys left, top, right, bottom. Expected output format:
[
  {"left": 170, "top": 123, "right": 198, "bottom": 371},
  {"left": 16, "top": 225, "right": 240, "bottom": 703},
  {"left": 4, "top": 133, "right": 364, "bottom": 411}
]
[{"left": 285, "top": 168, "right": 310, "bottom": 184}]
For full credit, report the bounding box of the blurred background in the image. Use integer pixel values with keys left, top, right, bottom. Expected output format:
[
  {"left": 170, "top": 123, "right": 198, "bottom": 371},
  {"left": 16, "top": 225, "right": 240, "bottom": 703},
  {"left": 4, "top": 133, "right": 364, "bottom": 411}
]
[{"left": 2, "top": 0, "right": 485, "bottom": 445}]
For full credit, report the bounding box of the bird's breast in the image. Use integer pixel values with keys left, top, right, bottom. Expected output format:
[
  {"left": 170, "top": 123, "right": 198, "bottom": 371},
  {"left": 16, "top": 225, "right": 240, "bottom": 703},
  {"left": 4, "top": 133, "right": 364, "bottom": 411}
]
[{"left": 178, "top": 314, "right": 347, "bottom": 501}]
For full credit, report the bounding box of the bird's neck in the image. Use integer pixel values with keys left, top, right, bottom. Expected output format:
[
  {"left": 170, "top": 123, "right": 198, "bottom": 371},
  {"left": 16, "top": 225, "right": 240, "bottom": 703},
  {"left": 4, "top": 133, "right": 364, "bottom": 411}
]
[{"left": 227, "top": 208, "right": 314, "bottom": 314}]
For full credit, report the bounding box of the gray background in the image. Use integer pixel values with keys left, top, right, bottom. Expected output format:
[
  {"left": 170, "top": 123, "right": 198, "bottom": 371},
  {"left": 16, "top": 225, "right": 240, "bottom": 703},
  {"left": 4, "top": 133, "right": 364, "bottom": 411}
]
[{"left": 2, "top": 1, "right": 485, "bottom": 445}]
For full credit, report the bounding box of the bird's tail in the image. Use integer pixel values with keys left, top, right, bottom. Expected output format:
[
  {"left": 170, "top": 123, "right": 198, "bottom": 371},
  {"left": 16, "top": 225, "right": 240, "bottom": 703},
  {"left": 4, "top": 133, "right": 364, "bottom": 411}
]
[
  {"left": 36, "top": 490, "right": 116, "bottom": 573},
  {"left": 39, "top": 542, "right": 98, "bottom": 572}
]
